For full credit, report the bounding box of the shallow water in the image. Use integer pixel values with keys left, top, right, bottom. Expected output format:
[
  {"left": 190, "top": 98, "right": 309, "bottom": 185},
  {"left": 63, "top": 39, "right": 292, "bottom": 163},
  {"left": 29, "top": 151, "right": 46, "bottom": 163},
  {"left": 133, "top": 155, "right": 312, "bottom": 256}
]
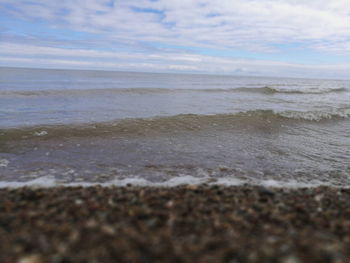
[{"left": 1, "top": 67, "right": 350, "bottom": 187}]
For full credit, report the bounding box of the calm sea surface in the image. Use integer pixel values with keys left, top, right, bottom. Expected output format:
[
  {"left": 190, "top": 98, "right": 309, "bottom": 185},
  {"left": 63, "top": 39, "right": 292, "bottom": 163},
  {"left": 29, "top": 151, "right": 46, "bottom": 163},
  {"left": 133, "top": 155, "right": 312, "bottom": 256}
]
[{"left": 0, "top": 67, "right": 350, "bottom": 187}]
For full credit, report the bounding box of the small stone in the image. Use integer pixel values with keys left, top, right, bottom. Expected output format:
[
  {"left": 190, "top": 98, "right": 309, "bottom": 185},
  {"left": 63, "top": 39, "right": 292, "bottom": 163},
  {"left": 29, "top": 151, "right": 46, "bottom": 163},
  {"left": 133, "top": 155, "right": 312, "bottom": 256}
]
[
  {"left": 69, "top": 230, "right": 80, "bottom": 242},
  {"left": 282, "top": 255, "right": 302, "bottom": 263},
  {"left": 257, "top": 187, "right": 275, "bottom": 196},
  {"left": 18, "top": 255, "right": 43, "bottom": 263},
  {"left": 86, "top": 219, "right": 98, "bottom": 228},
  {"left": 166, "top": 200, "right": 174, "bottom": 208},
  {"left": 146, "top": 218, "right": 158, "bottom": 228},
  {"left": 186, "top": 185, "right": 198, "bottom": 190},
  {"left": 101, "top": 224, "right": 115, "bottom": 235},
  {"left": 75, "top": 199, "right": 83, "bottom": 205},
  {"left": 314, "top": 194, "right": 323, "bottom": 202}
]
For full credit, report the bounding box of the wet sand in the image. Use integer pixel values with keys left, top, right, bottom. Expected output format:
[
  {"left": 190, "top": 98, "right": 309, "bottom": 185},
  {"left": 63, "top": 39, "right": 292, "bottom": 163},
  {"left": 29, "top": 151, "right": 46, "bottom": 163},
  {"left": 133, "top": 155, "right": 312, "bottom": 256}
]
[{"left": 1, "top": 185, "right": 350, "bottom": 263}]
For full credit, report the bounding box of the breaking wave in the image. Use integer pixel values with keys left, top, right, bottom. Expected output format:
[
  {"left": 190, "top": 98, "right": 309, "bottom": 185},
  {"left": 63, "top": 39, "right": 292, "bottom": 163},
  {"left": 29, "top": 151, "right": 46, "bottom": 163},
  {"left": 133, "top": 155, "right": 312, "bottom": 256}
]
[
  {"left": 1, "top": 108, "right": 349, "bottom": 141},
  {"left": 0, "top": 175, "right": 341, "bottom": 189},
  {"left": 233, "top": 86, "right": 347, "bottom": 94},
  {"left": 0, "top": 86, "right": 347, "bottom": 97}
]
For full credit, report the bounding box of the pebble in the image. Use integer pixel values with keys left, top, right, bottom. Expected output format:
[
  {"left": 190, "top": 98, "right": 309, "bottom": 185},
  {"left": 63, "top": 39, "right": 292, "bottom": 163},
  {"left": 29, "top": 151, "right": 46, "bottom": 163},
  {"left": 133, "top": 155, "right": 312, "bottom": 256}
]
[
  {"left": 0, "top": 185, "right": 349, "bottom": 263},
  {"left": 18, "top": 255, "right": 43, "bottom": 263}
]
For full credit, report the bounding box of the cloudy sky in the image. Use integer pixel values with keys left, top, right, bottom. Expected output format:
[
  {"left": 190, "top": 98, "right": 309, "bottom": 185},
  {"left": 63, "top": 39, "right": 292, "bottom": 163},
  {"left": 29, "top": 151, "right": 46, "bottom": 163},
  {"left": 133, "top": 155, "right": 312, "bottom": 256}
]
[{"left": 1, "top": 0, "right": 350, "bottom": 78}]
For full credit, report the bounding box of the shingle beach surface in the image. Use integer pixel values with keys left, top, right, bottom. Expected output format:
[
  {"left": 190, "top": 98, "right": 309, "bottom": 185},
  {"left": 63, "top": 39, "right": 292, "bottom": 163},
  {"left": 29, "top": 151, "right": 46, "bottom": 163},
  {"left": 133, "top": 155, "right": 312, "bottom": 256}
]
[{"left": 1, "top": 185, "right": 350, "bottom": 263}]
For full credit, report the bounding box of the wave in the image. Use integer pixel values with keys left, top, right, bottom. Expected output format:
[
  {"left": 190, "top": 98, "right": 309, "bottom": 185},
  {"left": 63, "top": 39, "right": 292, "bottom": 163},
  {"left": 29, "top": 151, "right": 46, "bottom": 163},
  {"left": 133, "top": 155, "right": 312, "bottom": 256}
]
[
  {"left": 0, "top": 86, "right": 347, "bottom": 97},
  {"left": 0, "top": 88, "right": 175, "bottom": 96},
  {"left": 279, "top": 108, "right": 350, "bottom": 120},
  {"left": 233, "top": 86, "right": 348, "bottom": 94},
  {"left": 1, "top": 108, "right": 349, "bottom": 141},
  {"left": 0, "top": 175, "right": 341, "bottom": 189}
]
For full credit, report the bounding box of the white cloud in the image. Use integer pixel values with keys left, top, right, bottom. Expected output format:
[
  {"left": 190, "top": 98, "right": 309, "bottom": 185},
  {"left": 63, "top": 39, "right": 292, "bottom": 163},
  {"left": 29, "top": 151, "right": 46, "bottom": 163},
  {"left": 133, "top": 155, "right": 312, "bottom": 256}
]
[
  {"left": 1, "top": 43, "right": 350, "bottom": 79},
  {"left": 0, "top": 43, "right": 202, "bottom": 63},
  {"left": 1, "top": 0, "right": 350, "bottom": 77},
  {"left": 2, "top": 0, "right": 350, "bottom": 51}
]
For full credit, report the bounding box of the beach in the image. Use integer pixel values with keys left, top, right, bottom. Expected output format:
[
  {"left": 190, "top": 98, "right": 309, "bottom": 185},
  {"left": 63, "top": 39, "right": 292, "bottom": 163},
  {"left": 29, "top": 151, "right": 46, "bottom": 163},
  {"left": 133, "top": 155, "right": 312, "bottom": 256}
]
[
  {"left": 1, "top": 185, "right": 350, "bottom": 263},
  {"left": 1, "top": 68, "right": 350, "bottom": 262},
  {"left": 2, "top": 0, "right": 350, "bottom": 261}
]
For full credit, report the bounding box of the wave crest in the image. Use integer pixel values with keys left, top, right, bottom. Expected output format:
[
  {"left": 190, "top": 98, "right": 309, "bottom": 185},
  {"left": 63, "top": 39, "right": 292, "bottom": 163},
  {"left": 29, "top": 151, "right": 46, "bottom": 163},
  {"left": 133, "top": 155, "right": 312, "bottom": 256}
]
[
  {"left": 279, "top": 108, "right": 350, "bottom": 121},
  {"left": 1, "top": 108, "right": 349, "bottom": 141},
  {"left": 0, "top": 86, "right": 347, "bottom": 97},
  {"left": 234, "top": 86, "right": 347, "bottom": 94}
]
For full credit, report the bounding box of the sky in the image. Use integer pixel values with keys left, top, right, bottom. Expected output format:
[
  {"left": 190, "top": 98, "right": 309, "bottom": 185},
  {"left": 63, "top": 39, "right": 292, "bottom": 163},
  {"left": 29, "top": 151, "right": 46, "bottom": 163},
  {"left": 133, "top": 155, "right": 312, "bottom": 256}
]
[{"left": 1, "top": 0, "right": 350, "bottom": 78}]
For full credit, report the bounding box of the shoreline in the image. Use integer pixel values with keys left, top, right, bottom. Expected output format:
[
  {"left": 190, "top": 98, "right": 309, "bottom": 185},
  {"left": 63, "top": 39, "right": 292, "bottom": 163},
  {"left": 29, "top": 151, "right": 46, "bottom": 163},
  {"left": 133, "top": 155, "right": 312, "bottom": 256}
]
[{"left": 1, "top": 185, "right": 350, "bottom": 262}]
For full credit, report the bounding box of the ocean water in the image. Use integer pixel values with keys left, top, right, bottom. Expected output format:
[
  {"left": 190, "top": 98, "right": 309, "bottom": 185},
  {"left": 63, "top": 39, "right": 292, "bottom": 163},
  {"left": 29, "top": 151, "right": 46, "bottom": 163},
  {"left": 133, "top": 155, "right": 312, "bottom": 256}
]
[{"left": 0, "top": 67, "right": 350, "bottom": 188}]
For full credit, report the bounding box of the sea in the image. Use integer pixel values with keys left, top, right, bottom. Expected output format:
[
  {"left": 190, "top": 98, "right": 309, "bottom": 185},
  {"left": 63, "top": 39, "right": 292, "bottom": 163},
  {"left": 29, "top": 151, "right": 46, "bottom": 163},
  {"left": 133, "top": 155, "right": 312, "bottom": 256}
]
[{"left": 0, "top": 67, "right": 349, "bottom": 188}]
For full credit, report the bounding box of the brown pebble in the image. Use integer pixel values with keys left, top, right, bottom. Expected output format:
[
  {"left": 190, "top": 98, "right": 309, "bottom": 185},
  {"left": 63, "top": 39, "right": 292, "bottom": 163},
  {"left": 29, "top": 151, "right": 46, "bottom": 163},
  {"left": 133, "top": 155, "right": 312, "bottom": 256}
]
[
  {"left": 0, "top": 185, "right": 349, "bottom": 263},
  {"left": 18, "top": 255, "right": 43, "bottom": 263}
]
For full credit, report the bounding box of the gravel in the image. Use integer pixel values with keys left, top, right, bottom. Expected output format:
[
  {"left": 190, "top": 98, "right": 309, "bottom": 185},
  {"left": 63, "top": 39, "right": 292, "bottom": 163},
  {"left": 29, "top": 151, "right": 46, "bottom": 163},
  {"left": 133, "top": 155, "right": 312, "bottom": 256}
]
[{"left": 1, "top": 185, "right": 350, "bottom": 263}]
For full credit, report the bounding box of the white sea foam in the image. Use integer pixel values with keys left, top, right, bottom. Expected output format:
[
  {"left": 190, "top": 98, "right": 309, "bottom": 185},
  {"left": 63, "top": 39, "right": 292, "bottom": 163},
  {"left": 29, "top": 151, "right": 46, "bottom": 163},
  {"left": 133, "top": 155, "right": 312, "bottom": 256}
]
[
  {"left": 0, "top": 175, "right": 346, "bottom": 189},
  {"left": 259, "top": 179, "right": 326, "bottom": 188},
  {"left": 0, "top": 176, "right": 56, "bottom": 188},
  {"left": 279, "top": 108, "right": 350, "bottom": 121},
  {"left": 34, "top": 130, "right": 48, "bottom": 136},
  {"left": 0, "top": 159, "right": 10, "bottom": 168}
]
